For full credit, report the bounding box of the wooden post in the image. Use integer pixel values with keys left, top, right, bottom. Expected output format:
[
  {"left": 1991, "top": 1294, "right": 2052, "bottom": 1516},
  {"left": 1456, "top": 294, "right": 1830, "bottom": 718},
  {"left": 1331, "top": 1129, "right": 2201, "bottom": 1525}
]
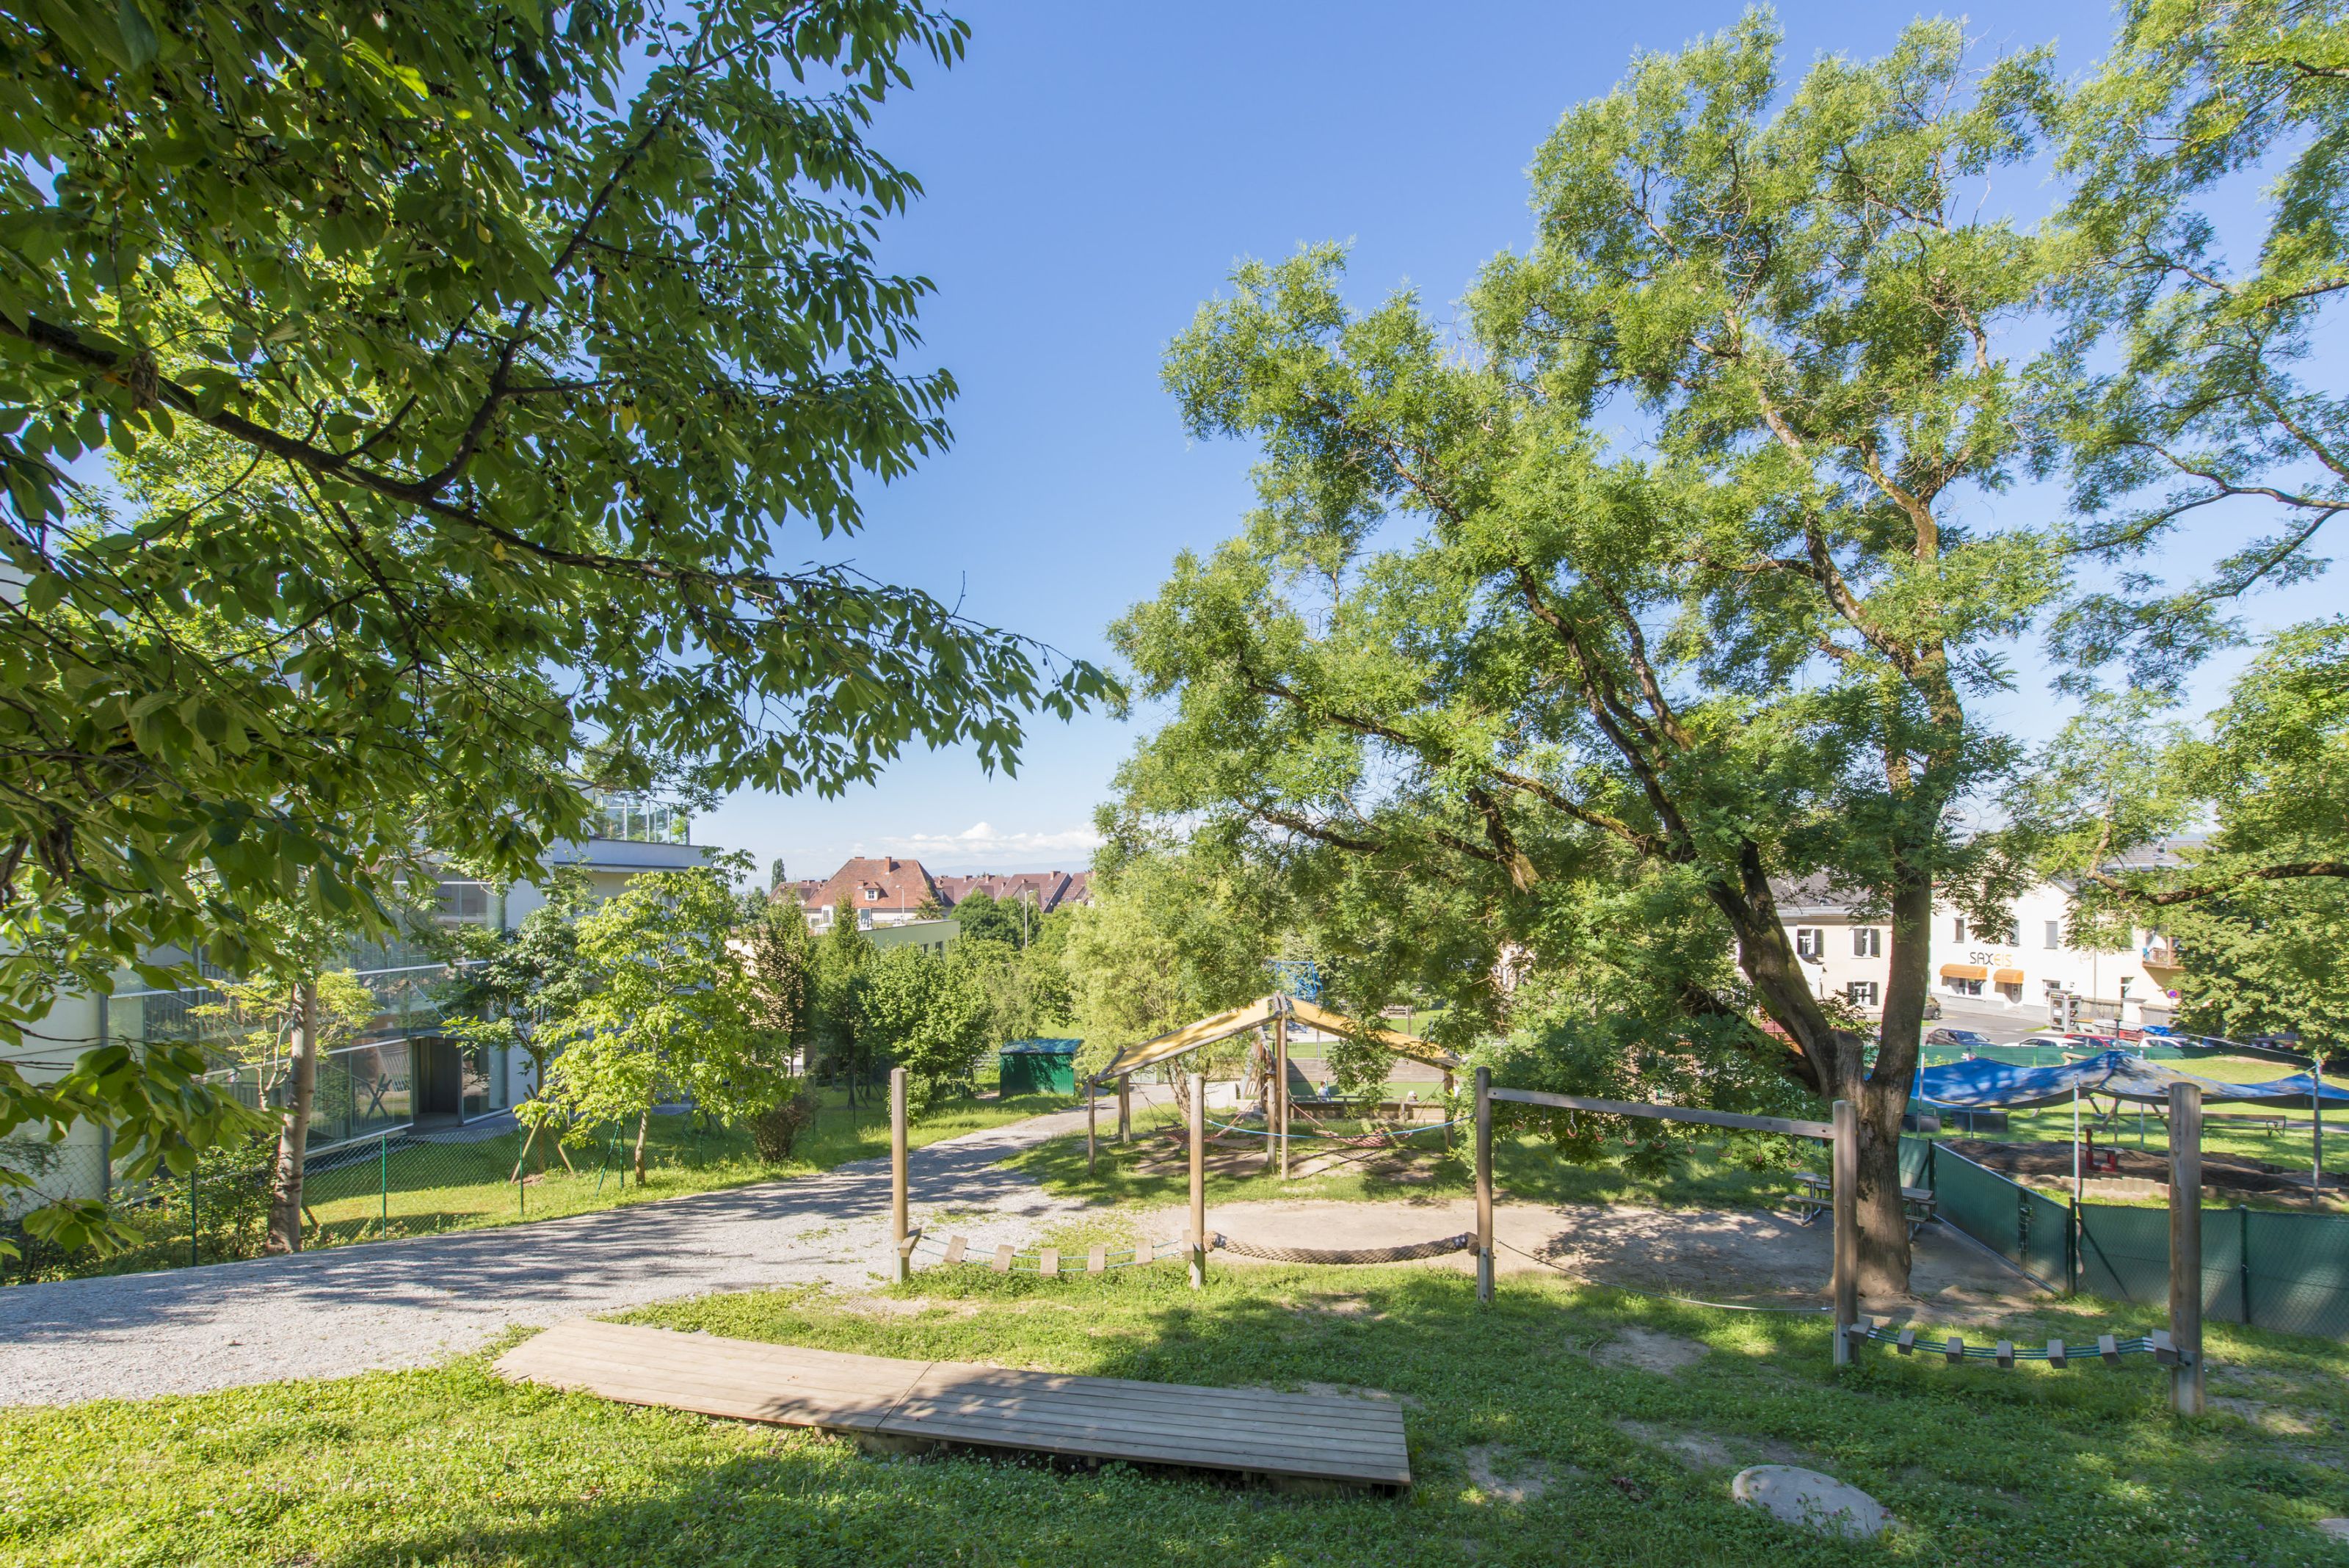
[
  {"left": 1274, "top": 1011, "right": 1290, "bottom": 1179},
  {"left": 1443, "top": 1070, "right": 1456, "bottom": 1150},
  {"left": 1475, "top": 1066, "right": 1494, "bottom": 1304},
  {"left": 1188, "top": 1072, "right": 1206, "bottom": 1290},
  {"left": 1086, "top": 1084, "right": 1097, "bottom": 1175},
  {"left": 2311, "top": 1044, "right": 2325, "bottom": 1206},
  {"left": 1831, "top": 1098, "right": 1858, "bottom": 1366},
  {"left": 890, "top": 1066, "right": 910, "bottom": 1286},
  {"left": 2169, "top": 1081, "right": 2204, "bottom": 1415},
  {"left": 1117, "top": 1075, "right": 1131, "bottom": 1143}
]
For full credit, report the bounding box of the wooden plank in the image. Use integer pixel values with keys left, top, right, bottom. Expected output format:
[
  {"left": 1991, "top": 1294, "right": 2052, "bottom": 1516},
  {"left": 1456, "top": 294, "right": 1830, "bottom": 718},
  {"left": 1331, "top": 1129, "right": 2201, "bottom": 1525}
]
[
  {"left": 1087, "top": 1244, "right": 1107, "bottom": 1274},
  {"left": 1490, "top": 1086, "right": 1834, "bottom": 1140},
  {"left": 943, "top": 1236, "right": 966, "bottom": 1266},
  {"left": 494, "top": 1319, "right": 1411, "bottom": 1488},
  {"left": 1285, "top": 997, "right": 1460, "bottom": 1070},
  {"left": 991, "top": 1244, "right": 1014, "bottom": 1273},
  {"left": 1039, "top": 1247, "right": 1060, "bottom": 1279}
]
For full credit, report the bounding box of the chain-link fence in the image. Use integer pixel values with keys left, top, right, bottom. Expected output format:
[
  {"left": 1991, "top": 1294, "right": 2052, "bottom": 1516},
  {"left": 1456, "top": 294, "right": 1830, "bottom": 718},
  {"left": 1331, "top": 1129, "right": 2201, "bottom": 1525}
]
[{"left": 1901, "top": 1133, "right": 2349, "bottom": 1340}]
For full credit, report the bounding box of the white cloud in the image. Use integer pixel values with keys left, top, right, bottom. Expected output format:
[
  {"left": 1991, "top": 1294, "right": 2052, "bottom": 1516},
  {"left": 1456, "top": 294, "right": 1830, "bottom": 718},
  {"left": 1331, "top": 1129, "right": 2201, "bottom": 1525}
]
[{"left": 876, "top": 821, "right": 1102, "bottom": 864}]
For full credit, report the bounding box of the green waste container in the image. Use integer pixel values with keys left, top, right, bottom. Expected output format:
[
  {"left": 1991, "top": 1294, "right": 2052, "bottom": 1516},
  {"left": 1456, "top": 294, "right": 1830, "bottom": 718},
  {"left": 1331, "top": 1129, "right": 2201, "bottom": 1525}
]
[{"left": 998, "top": 1039, "right": 1081, "bottom": 1096}]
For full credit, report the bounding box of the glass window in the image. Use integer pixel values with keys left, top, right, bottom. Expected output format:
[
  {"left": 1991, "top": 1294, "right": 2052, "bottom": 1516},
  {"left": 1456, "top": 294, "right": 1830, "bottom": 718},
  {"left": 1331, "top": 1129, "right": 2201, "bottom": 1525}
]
[
  {"left": 1952, "top": 915, "right": 1969, "bottom": 942},
  {"left": 1794, "top": 928, "right": 1823, "bottom": 959},
  {"left": 1852, "top": 928, "right": 1881, "bottom": 958},
  {"left": 2045, "top": 919, "right": 2061, "bottom": 949},
  {"left": 1945, "top": 976, "right": 1983, "bottom": 997},
  {"left": 1847, "top": 980, "right": 1879, "bottom": 1006}
]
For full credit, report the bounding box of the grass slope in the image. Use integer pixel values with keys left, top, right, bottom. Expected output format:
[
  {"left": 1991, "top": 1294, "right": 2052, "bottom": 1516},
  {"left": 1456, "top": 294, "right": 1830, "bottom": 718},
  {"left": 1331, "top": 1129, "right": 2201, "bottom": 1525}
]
[{"left": 8, "top": 1263, "right": 2346, "bottom": 1566}]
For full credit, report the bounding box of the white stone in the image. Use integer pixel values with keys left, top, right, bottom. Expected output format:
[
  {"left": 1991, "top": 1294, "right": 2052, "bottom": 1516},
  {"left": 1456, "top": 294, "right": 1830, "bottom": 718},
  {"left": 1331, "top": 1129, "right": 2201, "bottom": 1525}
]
[
  {"left": 2314, "top": 1519, "right": 2349, "bottom": 1542},
  {"left": 1731, "top": 1465, "right": 1898, "bottom": 1539}
]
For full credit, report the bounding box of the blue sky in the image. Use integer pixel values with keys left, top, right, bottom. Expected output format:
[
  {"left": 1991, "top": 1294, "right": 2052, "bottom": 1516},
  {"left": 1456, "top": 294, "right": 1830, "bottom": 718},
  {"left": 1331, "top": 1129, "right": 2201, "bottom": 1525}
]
[{"left": 700, "top": 0, "right": 2338, "bottom": 882}]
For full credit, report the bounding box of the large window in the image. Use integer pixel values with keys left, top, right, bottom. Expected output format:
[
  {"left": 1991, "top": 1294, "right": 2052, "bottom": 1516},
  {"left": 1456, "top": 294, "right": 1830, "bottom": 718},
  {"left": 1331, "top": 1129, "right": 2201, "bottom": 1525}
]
[
  {"left": 1952, "top": 914, "right": 1969, "bottom": 942},
  {"left": 1945, "top": 976, "right": 1984, "bottom": 997},
  {"left": 1852, "top": 927, "right": 1882, "bottom": 958},
  {"left": 435, "top": 879, "right": 490, "bottom": 925},
  {"left": 1847, "top": 980, "right": 1879, "bottom": 1006},
  {"left": 2044, "top": 918, "right": 2061, "bottom": 950},
  {"left": 1794, "top": 927, "right": 1823, "bottom": 959}
]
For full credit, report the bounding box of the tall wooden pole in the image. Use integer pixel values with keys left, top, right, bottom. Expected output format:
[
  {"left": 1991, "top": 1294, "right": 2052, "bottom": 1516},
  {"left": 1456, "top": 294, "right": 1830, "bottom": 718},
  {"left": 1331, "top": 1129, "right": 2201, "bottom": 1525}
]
[
  {"left": 1274, "top": 1012, "right": 1290, "bottom": 1180},
  {"left": 1117, "top": 1075, "right": 1131, "bottom": 1143},
  {"left": 1831, "top": 1097, "right": 1858, "bottom": 1366},
  {"left": 1188, "top": 1072, "right": 1206, "bottom": 1290},
  {"left": 2169, "top": 1081, "right": 2204, "bottom": 1415},
  {"left": 1475, "top": 1066, "right": 1494, "bottom": 1304},
  {"left": 1086, "top": 1084, "right": 1097, "bottom": 1175},
  {"left": 890, "top": 1066, "right": 910, "bottom": 1286}
]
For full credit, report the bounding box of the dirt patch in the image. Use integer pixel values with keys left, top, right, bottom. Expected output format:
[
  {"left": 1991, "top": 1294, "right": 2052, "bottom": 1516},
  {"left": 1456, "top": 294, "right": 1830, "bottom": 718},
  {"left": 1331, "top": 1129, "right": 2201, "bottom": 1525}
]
[
  {"left": 1142, "top": 1196, "right": 2029, "bottom": 1309},
  {"left": 1463, "top": 1444, "right": 1563, "bottom": 1503},
  {"left": 1293, "top": 1293, "right": 1387, "bottom": 1321},
  {"left": 1614, "top": 1418, "right": 1811, "bottom": 1472},
  {"left": 1593, "top": 1326, "right": 1710, "bottom": 1375},
  {"left": 2210, "top": 1396, "right": 2335, "bottom": 1437},
  {"left": 1944, "top": 1139, "right": 2319, "bottom": 1198}
]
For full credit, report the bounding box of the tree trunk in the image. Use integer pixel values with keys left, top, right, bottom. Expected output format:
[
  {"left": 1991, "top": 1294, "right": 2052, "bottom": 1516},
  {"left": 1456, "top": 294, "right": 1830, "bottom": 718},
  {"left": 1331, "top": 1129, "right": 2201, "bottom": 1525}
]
[
  {"left": 633, "top": 1108, "right": 650, "bottom": 1187},
  {"left": 1713, "top": 852, "right": 1919, "bottom": 1296},
  {"left": 265, "top": 981, "right": 319, "bottom": 1255}
]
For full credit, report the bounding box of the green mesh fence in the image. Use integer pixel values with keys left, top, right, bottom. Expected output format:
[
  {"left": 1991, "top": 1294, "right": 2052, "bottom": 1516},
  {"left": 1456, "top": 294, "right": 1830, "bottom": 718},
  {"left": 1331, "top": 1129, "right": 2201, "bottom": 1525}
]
[
  {"left": 2243, "top": 1210, "right": 2349, "bottom": 1340},
  {"left": 1898, "top": 1134, "right": 1933, "bottom": 1188},
  {"left": 1933, "top": 1144, "right": 2027, "bottom": 1262}
]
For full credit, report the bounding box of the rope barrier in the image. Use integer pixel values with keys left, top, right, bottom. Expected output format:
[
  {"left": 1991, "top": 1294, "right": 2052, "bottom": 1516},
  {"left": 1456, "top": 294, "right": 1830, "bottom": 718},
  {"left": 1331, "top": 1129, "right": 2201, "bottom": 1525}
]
[{"left": 1214, "top": 1232, "right": 1473, "bottom": 1265}]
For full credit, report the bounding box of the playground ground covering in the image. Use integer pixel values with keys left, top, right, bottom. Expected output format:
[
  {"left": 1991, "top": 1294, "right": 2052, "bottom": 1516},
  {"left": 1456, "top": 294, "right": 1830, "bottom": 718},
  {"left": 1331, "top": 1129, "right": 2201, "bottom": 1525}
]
[{"left": 7, "top": 1254, "right": 2347, "bottom": 1567}]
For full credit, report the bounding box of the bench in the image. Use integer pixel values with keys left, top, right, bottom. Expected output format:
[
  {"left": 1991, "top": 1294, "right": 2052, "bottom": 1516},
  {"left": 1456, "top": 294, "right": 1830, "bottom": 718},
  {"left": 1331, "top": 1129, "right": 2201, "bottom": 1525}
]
[{"left": 1795, "top": 1174, "right": 1937, "bottom": 1237}]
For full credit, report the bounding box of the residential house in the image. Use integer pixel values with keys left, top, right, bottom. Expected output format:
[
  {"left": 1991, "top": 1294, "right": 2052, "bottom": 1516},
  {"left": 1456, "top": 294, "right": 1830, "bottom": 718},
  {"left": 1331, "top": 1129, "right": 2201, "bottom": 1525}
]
[
  {"left": 1769, "top": 842, "right": 2193, "bottom": 1030},
  {"left": 793, "top": 857, "right": 1093, "bottom": 933}
]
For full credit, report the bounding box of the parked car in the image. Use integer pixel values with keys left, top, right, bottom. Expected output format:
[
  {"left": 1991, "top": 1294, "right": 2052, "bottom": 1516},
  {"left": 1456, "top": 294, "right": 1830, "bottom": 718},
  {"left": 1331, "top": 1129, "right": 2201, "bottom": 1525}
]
[{"left": 1924, "top": 1027, "right": 1997, "bottom": 1053}]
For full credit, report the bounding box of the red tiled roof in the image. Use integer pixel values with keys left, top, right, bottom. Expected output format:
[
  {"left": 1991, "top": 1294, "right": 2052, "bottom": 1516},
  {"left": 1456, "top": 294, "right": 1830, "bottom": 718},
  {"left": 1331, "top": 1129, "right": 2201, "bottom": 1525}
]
[
  {"left": 802, "top": 857, "right": 941, "bottom": 915},
  {"left": 790, "top": 860, "right": 1097, "bottom": 917}
]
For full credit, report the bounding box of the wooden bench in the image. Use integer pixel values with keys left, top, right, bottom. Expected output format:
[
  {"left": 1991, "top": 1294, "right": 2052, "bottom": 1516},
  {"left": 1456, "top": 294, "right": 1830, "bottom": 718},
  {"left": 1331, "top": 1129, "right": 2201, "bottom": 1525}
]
[{"left": 1795, "top": 1174, "right": 1937, "bottom": 1236}]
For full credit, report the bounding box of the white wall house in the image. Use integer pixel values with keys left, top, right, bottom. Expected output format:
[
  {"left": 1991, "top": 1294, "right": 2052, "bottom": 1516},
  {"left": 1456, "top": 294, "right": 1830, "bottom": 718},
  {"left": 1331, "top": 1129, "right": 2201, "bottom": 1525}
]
[{"left": 1771, "top": 851, "right": 2187, "bottom": 1030}]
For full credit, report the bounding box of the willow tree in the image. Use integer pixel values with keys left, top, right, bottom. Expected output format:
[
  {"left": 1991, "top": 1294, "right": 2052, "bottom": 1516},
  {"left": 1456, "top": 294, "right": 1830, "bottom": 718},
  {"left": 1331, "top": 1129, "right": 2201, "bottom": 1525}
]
[
  {"left": 1123, "top": 17, "right": 2061, "bottom": 1291},
  {"left": 0, "top": 0, "right": 1105, "bottom": 1233}
]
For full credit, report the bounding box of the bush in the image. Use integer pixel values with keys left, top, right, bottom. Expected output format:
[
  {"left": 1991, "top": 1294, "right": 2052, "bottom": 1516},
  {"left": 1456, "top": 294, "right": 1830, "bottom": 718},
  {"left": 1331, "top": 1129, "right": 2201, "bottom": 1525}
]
[{"left": 747, "top": 1084, "right": 821, "bottom": 1164}]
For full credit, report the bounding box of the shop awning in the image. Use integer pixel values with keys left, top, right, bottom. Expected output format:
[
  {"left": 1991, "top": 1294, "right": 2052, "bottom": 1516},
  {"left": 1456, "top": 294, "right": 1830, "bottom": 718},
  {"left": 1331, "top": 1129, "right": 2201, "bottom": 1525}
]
[
  {"left": 1992, "top": 968, "right": 2025, "bottom": 984},
  {"left": 1939, "top": 963, "right": 1988, "bottom": 981}
]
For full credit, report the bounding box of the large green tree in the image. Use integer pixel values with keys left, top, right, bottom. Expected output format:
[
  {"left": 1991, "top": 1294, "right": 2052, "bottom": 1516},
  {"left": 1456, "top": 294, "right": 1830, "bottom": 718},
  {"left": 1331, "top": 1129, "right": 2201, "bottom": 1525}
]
[
  {"left": 1123, "top": 17, "right": 2062, "bottom": 1291},
  {"left": 2045, "top": 0, "right": 2349, "bottom": 686},
  {"left": 0, "top": 1, "right": 1104, "bottom": 1219},
  {"left": 853, "top": 944, "right": 992, "bottom": 1119},
  {"left": 525, "top": 864, "right": 777, "bottom": 1184}
]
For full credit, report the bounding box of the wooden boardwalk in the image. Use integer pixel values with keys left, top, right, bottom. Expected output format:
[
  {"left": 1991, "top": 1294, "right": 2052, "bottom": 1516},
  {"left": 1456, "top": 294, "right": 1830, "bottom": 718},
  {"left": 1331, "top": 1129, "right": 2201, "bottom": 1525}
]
[{"left": 495, "top": 1318, "right": 1411, "bottom": 1489}]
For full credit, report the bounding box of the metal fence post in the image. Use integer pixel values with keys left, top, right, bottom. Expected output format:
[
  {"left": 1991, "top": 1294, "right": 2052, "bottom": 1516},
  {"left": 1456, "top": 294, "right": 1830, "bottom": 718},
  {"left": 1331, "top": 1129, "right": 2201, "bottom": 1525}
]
[
  {"left": 380, "top": 1136, "right": 389, "bottom": 1238},
  {"left": 189, "top": 1163, "right": 199, "bottom": 1268},
  {"left": 2240, "top": 1205, "right": 2252, "bottom": 1328}
]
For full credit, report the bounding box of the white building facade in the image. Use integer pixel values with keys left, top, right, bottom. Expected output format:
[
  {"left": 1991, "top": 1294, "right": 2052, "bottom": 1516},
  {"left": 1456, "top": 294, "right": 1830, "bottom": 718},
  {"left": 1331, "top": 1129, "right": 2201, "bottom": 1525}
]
[{"left": 1771, "top": 872, "right": 2180, "bottom": 1031}]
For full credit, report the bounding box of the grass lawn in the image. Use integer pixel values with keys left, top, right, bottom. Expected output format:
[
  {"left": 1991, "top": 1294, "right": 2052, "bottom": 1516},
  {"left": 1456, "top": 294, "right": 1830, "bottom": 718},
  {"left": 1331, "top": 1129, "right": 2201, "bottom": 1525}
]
[{"left": 7, "top": 1261, "right": 2348, "bottom": 1565}]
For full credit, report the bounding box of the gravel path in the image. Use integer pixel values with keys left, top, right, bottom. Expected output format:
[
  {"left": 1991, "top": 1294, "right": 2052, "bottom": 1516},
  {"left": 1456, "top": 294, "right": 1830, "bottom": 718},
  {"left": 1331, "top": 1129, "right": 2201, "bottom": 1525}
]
[{"left": 0, "top": 1100, "right": 1114, "bottom": 1408}]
